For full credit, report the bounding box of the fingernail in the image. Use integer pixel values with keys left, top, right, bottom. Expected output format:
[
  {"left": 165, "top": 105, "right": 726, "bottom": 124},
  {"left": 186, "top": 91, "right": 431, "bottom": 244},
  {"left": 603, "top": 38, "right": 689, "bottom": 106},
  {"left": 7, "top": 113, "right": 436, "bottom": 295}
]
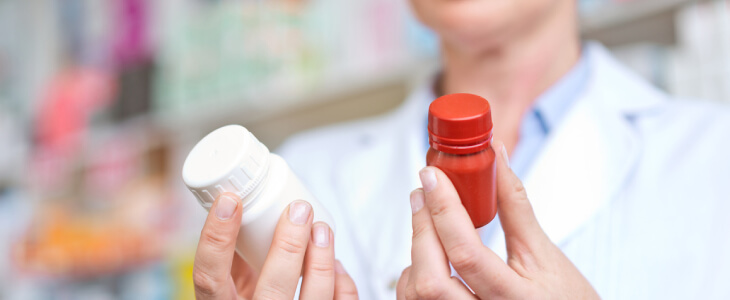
[
  {"left": 501, "top": 145, "right": 510, "bottom": 167},
  {"left": 289, "top": 200, "right": 311, "bottom": 225},
  {"left": 335, "top": 260, "right": 347, "bottom": 274},
  {"left": 215, "top": 195, "right": 238, "bottom": 220},
  {"left": 410, "top": 189, "right": 425, "bottom": 214},
  {"left": 419, "top": 167, "right": 437, "bottom": 192},
  {"left": 312, "top": 223, "right": 330, "bottom": 248}
]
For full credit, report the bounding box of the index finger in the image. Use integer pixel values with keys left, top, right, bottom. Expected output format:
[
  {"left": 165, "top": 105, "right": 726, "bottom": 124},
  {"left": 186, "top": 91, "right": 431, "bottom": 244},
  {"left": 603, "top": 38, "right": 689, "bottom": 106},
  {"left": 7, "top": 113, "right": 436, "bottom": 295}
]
[
  {"left": 253, "top": 200, "right": 313, "bottom": 300},
  {"left": 300, "top": 222, "right": 335, "bottom": 300},
  {"left": 409, "top": 188, "right": 451, "bottom": 283},
  {"left": 193, "top": 193, "right": 242, "bottom": 299},
  {"left": 408, "top": 188, "right": 478, "bottom": 299},
  {"left": 418, "top": 167, "right": 523, "bottom": 297}
]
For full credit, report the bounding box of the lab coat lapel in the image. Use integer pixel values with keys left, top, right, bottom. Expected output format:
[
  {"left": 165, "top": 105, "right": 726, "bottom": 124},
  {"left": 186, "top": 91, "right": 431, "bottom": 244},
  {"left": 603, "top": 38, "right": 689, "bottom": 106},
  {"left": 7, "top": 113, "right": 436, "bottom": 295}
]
[
  {"left": 483, "top": 43, "right": 667, "bottom": 258},
  {"left": 522, "top": 94, "right": 640, "bottom": 247},
  {"left": 484, "top": 90, "right": 641, "bottom": 259},
  {"left": 522, "top": 43, "right": 668, "bottom": 248}
]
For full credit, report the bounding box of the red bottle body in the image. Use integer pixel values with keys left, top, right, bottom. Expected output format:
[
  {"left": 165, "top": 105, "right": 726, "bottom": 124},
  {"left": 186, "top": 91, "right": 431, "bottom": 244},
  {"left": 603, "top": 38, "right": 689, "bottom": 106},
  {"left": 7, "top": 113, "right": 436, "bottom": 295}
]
[
  {"left": 427, "top": 147, "right": 497, "bottom": 228},
  {"left": 426, "top": 93, "right": 497, "bottom": 228}
]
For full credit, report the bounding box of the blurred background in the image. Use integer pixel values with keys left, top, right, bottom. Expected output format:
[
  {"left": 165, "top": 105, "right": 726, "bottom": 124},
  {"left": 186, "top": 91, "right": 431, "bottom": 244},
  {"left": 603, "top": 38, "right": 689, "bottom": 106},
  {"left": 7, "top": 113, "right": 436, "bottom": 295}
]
[{"left": 0, "top": 0, "right": 728, "bottom": 299}]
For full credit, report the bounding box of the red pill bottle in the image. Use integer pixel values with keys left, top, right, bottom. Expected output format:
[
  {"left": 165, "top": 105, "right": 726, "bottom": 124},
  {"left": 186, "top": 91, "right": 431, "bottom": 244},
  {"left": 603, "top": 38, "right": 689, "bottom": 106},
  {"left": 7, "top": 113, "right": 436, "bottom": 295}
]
[{"left": 426, "top": 93, "right": 497, "bottom": 228}]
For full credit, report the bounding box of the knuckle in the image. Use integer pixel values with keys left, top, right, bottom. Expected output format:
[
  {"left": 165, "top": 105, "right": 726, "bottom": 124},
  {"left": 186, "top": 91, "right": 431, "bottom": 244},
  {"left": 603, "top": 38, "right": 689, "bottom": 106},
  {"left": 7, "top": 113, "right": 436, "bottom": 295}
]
[
  {"left": 192, "top": 267, "right": 222, "bottom": 297},
  {"left": 397, "top": 267, "right": 412, "bottom": 298},
  {"left": 343, "top": 290, "right": 359, "bottom": 298},
  {"left": 201, "top": 229, "right": 233, "bottom": 251},
  {"left": 427, "top": 199, "right": 451, "bottom": 219},
  {"left": 414, "top": 275, "right": 447, "bottom": 299},
  {"left": 510, "top": 241, "right": 542, "bottom": 270},
  {"left": 504, "top": 178, "right": 535, "bottom": 213},
  {"left": 307, "top": 260, "right": 334, "bottom": 276},
  {"left": 411, "top": 221, "right": 433, "bottom": 241},
  {"left": 255, "top": 283, "right": 290, "bottom": 300},
  {"left": 400, "top": 266, "right": 411, "bottom": 281},
  {"left": 337, "top": 283, "right": 359, "bottom": 299},
  {"left": 405, "top": 284, "right": 419, "bottom": 300},
  {"left": 489, "top": 281, "right": 510, "bottom": 298},
  {"left": 511, "top": 180, "right": 527, "bottom": 198},
  {"left": 273, "top": 234, "right": 307, "bottom": 255},
  {"left": 447, "top": 242, "right": 481, "bottom": 275}
]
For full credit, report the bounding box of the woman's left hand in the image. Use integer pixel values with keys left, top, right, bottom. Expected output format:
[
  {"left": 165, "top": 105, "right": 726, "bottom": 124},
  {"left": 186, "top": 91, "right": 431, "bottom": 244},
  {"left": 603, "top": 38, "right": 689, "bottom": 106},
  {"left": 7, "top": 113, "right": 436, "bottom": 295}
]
[{"left": 396, "top": 141, "right": 599, "bottom": 299}]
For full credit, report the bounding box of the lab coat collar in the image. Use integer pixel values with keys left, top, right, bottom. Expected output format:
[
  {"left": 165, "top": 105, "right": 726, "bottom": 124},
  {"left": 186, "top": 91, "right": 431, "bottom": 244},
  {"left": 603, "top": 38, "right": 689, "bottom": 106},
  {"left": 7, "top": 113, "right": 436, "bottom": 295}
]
[
  {"left": 400, "top": 42, "right": 668, "bottom": 255},
  {"left": 519, "top": 42, "right": 667, "bottom": 248},
  {"left": 581, "top": 42, "right": 666, "bottom": 114}
]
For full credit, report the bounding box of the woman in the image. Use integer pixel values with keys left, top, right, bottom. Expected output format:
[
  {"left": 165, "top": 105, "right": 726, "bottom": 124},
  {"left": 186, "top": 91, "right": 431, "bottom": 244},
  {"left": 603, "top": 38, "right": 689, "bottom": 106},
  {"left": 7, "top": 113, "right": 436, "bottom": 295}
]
[{"left": 192, "top": 0, "right": 730, "bottom": 298}]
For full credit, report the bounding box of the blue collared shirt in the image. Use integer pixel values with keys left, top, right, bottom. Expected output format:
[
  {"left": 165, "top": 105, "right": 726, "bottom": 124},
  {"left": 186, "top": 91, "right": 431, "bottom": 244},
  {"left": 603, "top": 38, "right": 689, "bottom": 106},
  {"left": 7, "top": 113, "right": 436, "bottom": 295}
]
[
  {"left": 427, "top": 52, "right": 591, "bottom": 179},
  {"left": 509, "top": 53, "right": 591, "bottom": 178}
]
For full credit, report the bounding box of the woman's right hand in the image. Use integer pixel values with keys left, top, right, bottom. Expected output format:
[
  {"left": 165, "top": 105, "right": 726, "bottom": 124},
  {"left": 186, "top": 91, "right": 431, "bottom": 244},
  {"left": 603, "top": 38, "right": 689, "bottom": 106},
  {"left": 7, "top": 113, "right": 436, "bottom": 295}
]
[{"left": 193, "top": 194, "right": 358, "bottom": 299}]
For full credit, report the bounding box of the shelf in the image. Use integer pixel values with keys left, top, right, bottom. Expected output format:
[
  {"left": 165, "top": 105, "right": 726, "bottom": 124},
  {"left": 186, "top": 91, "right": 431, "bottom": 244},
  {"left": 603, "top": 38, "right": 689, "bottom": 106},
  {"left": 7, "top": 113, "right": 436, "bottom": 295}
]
[
  {"left": 580, "top": 0, "right": 704, "bottom": 47},
  {"left": 581, "top": 0, "right": 693, "bottom": 33},
  {"left": 153, "top": 57, "right": 439, "bottom": 144},
  {"left": 77, "top": 56, "right": 439, "bottom": 154}
]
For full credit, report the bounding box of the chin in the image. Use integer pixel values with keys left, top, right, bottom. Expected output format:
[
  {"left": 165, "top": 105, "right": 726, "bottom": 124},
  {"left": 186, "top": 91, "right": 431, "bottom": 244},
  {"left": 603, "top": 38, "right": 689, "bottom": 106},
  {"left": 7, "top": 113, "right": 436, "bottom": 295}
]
[{"left": 409, "top": 0, "right": 560, "bottom": 52}]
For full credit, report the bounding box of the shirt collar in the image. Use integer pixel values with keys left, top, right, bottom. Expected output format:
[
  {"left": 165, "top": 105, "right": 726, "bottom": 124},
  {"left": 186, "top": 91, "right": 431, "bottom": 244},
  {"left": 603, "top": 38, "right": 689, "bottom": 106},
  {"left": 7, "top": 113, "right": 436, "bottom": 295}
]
[
  {"left": 530, "top": 49, "right": 591, "bottom": 134},
  {"left": 422, "top": 47, "right": 592, "bottom": 145}
]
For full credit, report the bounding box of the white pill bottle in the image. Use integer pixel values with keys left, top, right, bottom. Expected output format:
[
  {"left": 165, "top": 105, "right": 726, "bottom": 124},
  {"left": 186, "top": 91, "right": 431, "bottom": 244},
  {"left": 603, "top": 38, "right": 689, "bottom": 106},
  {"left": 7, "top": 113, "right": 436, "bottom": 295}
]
[{"left": 182, "top": 125, "right": 335, "bottom": 271}]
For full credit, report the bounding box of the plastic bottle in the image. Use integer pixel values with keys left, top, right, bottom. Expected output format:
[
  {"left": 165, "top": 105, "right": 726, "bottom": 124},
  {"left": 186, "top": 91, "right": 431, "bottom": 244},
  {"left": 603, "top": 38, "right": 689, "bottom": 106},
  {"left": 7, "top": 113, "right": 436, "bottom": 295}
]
[
  {"left": 426, "top": 93, "right": 497, "bottom": 228},
  {"left": 182, "top": 125, "right": 335, "bottom": 271}
]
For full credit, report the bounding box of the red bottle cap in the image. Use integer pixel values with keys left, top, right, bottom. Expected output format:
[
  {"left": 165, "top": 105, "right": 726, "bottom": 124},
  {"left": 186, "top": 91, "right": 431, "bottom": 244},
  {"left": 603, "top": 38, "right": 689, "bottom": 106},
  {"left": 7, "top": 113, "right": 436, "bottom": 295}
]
[{"left": 428, "top": 93, "right": 493, "bottom": 154}]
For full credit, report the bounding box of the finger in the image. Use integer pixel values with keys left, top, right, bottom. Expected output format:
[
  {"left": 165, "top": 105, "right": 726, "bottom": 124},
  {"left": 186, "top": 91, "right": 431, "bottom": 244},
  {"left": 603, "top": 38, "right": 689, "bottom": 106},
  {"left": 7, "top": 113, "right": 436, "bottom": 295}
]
[
  {"left": 408, "top": 188, "right": 453, "bottom": 288},
  {"left": 408, "top": 188, "right": 478, "bottom": 300},
  {"left": 494, "top": 144, "right": 599, "bottom": 298},
  {"left": 405, "top": 266, "right": 476, "bottom": 300},
  {"left": 396, "top": 267, "right": 411, "bottom": 300},
  {"left": 450, "top": 277, "right": 477, "bottom": 297},
  {"left": 492, "top": 141, "right": 549, "bottom": 248},
  {"left": 409, "top": 189, "right": 451, "bottom": 275},
  {"left": 300, "top": 222, "right": 335, "bottom": 300},
  {"left": 419, "top": 166, "right": 523, "bottom": 297},
  {"left": 334, "top": 260, "right": 359, "bottom": 300},
  {"left": 403, "top": 188, "right": 483, "bottom": 300},
  {"left": 231, "top": 252, "right": 257, "bottom": 298},
  {"left": 193, "top": 193, "right": 242, "bottom": 300},
  {"left": 253, "top": 200, "right": 313, "bottom": 300}
]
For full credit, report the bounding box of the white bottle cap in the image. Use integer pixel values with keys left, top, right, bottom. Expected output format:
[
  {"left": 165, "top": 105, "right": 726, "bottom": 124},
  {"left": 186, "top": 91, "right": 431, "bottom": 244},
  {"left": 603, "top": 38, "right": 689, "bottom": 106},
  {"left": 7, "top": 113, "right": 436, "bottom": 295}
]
[{"left": 182, "top": 125, "right": 270, "bottom": 208}]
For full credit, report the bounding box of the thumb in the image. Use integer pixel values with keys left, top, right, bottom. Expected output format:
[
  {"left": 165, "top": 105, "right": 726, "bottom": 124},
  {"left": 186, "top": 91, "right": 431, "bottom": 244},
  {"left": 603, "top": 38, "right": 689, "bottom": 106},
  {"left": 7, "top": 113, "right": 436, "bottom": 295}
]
[
  {"left": 492, "top": 141, "right": 549, "bottom": 247},
  {"left": 334, "top": 260, "right": 359, "bottom": 299}
]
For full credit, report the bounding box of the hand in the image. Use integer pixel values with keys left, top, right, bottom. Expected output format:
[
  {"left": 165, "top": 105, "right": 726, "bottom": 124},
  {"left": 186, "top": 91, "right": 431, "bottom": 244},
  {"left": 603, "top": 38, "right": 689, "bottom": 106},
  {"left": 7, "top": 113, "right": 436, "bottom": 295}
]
[
  {"left": 193, "top": 194, "right": 358, "bottom": 299},
  {"left": 397, "top": 141, "right": 599, "bottom": 299}
]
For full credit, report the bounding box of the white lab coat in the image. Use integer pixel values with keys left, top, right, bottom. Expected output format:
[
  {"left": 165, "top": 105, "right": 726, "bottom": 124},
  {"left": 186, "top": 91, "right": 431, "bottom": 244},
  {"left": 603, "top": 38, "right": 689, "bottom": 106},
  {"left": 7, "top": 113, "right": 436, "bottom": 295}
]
[{"left": 277, "top": 43, "right": 730, "bottom": 299}]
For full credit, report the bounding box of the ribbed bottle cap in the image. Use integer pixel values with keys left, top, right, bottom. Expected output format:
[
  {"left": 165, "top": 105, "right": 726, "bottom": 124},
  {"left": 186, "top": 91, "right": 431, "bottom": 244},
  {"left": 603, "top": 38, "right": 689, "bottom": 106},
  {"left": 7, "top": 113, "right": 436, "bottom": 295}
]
[
  {"left": 428, "top": 93, "right": 493, "bottom": 154},
  {"left": 182, "top": 125, "right": 269, "bottom": 208}
]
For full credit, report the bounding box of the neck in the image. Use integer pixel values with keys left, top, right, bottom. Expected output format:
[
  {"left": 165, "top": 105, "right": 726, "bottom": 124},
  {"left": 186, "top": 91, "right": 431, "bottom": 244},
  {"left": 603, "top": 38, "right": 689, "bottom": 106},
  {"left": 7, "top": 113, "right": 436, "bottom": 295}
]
[{"left": 439, "top": 3, "right": 580, "bottom": 152}]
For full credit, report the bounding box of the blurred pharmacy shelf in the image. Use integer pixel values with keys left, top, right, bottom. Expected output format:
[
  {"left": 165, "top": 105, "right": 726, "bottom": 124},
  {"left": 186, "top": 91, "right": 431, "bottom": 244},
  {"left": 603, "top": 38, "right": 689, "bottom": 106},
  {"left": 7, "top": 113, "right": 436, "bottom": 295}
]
[
  {"left": 581, "top": 0, "right": 708, "bottom": 46},
  {"left": 76, "top": 56, "right": 434, "bottom": 163},
  {"left": 155, "top": 57, "right": 437, "bottom": 148},
  {"left": 0, "top": 1, "right": 440, "bottom": 297}
]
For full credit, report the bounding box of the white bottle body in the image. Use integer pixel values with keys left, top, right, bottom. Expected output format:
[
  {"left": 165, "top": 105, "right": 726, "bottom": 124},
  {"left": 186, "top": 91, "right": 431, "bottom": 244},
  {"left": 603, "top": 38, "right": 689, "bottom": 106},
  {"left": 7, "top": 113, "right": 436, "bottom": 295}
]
[
  {"left": 230, "top": 154, "right": 335, "bottom": 271},
  {"left": 182, "top": 125, "right": 335, "bottom": 273}
]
